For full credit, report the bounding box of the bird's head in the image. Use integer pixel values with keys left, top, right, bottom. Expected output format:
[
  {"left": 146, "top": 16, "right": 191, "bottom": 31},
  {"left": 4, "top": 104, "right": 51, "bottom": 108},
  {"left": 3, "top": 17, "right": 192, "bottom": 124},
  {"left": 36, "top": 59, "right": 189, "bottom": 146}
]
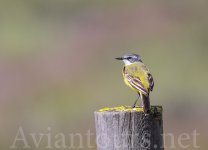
[{"left": 115, "top": 53, "right": 142, "bottom": 65}]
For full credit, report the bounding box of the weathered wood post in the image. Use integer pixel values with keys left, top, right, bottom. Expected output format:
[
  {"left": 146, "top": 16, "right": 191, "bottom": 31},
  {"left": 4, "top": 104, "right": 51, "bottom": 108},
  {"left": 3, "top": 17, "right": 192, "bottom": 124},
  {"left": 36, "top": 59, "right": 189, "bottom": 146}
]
[{"left": 94, "top": 106, "right": 163, "bottom": 150}]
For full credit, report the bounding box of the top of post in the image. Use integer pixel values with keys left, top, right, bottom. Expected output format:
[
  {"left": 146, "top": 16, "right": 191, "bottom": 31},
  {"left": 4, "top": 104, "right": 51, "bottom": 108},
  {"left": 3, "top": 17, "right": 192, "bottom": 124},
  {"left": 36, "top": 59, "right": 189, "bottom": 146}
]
[{"left": 96, "top": 105, "right": 163, "bottom": 113}]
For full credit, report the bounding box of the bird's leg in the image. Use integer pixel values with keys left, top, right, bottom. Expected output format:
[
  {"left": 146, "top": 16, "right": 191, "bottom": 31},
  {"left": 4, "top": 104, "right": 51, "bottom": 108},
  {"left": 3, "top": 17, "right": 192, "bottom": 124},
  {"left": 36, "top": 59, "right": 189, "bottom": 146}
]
[
  {"left": 140, "top": 92, "right": 143, "bottom": 107},
  {"left": 132, "top": 98, "right": 138, "bottom": 108},
  {"left": 132, "top": 94, "right": 140, "bottom": 108}
]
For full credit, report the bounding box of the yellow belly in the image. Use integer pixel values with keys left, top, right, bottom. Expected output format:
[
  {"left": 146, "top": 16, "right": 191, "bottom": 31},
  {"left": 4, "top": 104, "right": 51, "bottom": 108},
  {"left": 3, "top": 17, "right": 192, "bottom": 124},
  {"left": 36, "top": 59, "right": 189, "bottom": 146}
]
[{"left": 122, "top": 62, "right": 150, "bottom": 94}]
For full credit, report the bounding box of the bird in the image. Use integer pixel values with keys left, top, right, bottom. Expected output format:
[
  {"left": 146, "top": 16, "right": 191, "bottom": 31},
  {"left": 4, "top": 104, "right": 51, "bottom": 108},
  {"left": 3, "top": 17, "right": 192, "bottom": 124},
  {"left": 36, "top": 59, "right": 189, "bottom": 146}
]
[{"left": 115, "top": 53, "right": 154, "bottom": 114}]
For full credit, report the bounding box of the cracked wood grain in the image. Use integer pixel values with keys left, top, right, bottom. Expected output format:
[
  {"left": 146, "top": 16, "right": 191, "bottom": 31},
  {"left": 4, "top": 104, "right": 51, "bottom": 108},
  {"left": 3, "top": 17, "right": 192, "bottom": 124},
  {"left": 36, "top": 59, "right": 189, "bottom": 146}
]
[{"left": 95, "top": 106, "right": 163, "bottom": 150}]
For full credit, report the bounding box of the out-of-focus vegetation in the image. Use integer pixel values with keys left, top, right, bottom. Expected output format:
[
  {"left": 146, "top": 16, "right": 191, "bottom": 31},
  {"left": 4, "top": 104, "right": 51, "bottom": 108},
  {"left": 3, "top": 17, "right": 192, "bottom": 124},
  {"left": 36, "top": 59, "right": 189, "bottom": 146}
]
[{"left": 0, "top": 1, "right": 208, "bottom": 149}]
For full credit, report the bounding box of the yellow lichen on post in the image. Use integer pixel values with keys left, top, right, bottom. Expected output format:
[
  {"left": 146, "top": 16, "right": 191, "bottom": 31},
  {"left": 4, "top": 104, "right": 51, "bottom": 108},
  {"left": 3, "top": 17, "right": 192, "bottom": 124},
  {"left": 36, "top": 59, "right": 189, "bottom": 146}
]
[
  {"left": 98, "top": 105, "right": 144, "bottom": 112},
  {"left": 98, "top": 105, "right": 163, "bottom": 114}
]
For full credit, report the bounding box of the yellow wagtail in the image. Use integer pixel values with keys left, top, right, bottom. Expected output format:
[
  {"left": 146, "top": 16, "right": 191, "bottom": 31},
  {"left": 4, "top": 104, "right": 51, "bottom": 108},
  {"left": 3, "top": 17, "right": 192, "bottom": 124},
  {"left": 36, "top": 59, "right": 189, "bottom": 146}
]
[{"left": 116, "top": 54, "right": 154, "bottom": 114}]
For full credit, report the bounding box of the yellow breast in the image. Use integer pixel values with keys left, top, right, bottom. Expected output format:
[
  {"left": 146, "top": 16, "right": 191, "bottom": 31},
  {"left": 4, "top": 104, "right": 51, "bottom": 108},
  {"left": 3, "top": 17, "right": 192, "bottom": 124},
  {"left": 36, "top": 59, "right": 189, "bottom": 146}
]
[{"left": 122, "top": 62, "right": 150, "bottom": 93}]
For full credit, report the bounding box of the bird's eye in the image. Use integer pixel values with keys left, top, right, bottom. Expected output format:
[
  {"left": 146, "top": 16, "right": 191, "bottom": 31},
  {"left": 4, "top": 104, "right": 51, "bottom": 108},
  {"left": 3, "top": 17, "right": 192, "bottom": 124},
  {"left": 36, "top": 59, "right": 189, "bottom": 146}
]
[{"left": 127, "top": 57, "right": 131, "bottom": 60}]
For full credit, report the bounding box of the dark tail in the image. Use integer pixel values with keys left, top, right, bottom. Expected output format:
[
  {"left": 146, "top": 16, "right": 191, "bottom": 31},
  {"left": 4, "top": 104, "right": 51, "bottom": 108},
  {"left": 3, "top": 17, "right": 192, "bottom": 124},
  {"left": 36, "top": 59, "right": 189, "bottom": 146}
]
[{"left": 142, "top": 94, "right": 150, "bottom": 114}]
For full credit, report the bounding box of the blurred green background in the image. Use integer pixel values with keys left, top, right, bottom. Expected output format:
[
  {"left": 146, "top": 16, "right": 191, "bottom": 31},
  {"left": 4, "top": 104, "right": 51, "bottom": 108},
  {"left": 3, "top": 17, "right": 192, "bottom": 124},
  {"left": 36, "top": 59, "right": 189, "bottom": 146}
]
[{"left": 0, "top": 0, "right": 208, "bottom": 149}]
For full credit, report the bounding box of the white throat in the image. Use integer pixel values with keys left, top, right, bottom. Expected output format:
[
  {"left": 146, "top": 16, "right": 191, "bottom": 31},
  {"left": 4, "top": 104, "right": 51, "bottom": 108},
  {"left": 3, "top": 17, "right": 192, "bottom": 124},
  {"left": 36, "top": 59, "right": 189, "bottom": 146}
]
[{"left": 123, "top": 59, "right": 133, "bottom": 66}]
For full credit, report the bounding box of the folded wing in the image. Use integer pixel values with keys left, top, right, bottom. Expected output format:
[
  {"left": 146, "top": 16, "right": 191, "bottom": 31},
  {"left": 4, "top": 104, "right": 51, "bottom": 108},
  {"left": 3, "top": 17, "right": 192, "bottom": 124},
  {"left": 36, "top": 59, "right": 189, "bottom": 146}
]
[{"left": 124, "top": 69, "right": 148, "bottom": 95}]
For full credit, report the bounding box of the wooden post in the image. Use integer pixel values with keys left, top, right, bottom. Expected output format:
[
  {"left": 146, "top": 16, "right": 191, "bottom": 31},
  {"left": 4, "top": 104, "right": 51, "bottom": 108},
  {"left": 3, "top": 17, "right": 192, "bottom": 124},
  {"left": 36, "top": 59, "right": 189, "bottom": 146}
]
[{"left": 94, "top": 106, "right": 163, "bottom": 150}]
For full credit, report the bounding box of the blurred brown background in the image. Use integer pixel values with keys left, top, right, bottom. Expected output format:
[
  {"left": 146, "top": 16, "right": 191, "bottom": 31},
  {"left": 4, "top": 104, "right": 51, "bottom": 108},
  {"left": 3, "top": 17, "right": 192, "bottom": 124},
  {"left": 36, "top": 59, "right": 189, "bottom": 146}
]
[{"left": 0, "top": 0, "right": 208, "bottom": 149}]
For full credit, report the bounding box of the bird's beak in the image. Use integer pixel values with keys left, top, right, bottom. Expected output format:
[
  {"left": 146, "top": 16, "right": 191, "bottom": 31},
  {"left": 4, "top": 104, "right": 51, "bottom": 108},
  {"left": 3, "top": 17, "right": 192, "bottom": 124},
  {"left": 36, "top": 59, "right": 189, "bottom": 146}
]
[{"left": 115, "top": 57, "right": 123, "bottom": 60}]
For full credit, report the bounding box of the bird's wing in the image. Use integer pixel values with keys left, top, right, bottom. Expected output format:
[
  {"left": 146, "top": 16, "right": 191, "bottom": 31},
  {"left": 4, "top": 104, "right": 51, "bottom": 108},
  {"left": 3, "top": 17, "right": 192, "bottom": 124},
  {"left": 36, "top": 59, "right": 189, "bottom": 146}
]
[
  {"left": 123, "top": 67, "right": 148, "bottom": 95},
  {"left": 147, "top": 73, "right": 154, "bottom": 91}
]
